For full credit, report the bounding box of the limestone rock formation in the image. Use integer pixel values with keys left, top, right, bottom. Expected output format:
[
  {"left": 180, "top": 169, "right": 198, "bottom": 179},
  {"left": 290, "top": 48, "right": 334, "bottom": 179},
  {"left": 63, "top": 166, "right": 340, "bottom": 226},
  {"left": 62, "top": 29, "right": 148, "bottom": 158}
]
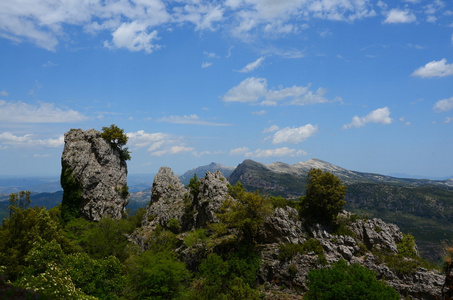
[
  {"left": 61, "top": 128, "right": 129, "bottom": 221},
  {"left": 131, "top": 166, "right": 444, "bottom": 299},
  {"left": 142, "top": 166, "right": 188, "bottom": 230}
]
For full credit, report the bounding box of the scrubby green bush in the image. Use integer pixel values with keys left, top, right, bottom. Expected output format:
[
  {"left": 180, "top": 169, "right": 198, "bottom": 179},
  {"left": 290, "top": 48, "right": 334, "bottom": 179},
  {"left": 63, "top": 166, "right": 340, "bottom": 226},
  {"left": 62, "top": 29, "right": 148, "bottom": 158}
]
[{"left": 305, "top": 259, "right": 399, "bottom": 300}]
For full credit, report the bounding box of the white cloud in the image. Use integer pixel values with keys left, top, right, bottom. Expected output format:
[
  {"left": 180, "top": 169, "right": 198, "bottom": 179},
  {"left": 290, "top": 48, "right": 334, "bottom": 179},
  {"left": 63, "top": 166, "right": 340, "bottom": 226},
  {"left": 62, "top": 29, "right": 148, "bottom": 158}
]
[
  {"left": 201, "top": 62, "right": 213, "bottom": 68},
  {"left": 343, "top": 107, "right": 393, "bottom": 129},
  {"left": 105, "top": 21, "right": 160, "bottom": 53},
  {"left": 158, "top": 114, "right": 230, "bottom": 126},
  {"left": 262, "top": 125, "right": 280, "bottom": 133},
  {"left": 0, "top": 0, "right": 377, "bottom": 52},
  {"left": 222, "top": 77, "right": 268, "bottom": 103},
  {"left": 252, "top": 110, "right": 266, "bottom": 116},
  {"left": 222, "top": 77, "right": 340, "bottom": 106},
  {"left": 245, "top": 147, "right": 307, "bottom": 158},
  {"left": 0, "top": 90, "right": 8, "bottom": 97},
  {"left": 412, "top": 59, "right": 453, "bottom": 78},
  {"left": 272, "top": 124, "right": 318, "bottom": 144},
  {"left": 151, "top": 145, "right": 195, "bottom": 157},
  {"left": 127, "top": 129, "right": 194, "bottom": 157},
  {"left": 0, "top": 132, "right": 63, "bottom": 148},
  {"left": 0, "top": 100, "right": 87, "bottom": 123},
  {"left": 445, "top": 117, "right": 453, "bottom": 124},
  {"left": 238, "top": 56, "right": 265, "bottom": 73},
  {"left": 229, "top": 147, "right": 249, "bottom": 155},
  {"left": 173, "top": 3, "right": 224, "bottom": 31},
  {"left": 384, "top": 9, "right": 416, "bottom": 24},
  {"left": 433, "top": 97, "right": 453, "bottom": 112}
]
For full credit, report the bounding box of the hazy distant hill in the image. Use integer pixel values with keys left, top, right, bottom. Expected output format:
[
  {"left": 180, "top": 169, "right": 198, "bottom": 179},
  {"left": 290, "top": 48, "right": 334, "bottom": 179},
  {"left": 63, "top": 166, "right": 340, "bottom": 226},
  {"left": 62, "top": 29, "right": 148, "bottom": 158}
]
[{"left": 179, "top": 162, "right": 235, "bottom": 185}]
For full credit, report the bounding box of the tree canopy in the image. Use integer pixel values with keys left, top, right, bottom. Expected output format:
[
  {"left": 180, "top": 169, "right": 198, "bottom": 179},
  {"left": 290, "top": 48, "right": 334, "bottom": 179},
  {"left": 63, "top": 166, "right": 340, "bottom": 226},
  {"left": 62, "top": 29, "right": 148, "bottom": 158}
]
[
  {"left": 101, "top": 124, "right": 131, "bottom": 160},
  {"left": 301, "top": 168, "right": 347, "bottom": 224}
]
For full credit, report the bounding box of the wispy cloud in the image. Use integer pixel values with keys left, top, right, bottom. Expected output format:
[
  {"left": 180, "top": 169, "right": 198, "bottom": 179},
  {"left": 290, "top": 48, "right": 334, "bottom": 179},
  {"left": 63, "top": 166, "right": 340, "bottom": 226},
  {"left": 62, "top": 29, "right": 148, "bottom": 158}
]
[
  {"left": 433, "top": 97, "right": 453, "bottom": 112},
  {"left": 343, "top": 107, "right": 393, "bottom": 129},
  {"left": 245, "top": 147, "right": 307, "bottom": 158},
  {"left": 238, "top": 56, "right": 265, "bottom": 73},
  {"left": 0, "top": 100, "right": 87, "bottom": 123},
  {"left": 0, "top": 90, "right": 8, "bottom": 97},
  {"left": 412, "top": 59, "right": 453, "bottom": 78},
  {"left": 222, "top": 77, "right": 341, "bottom": 106},
  {"left": 0, "top": 132, "right": 63, "bottom": 148},
  {"left": 383, "top": 9, "right": 416, "bottom": 24},
  {"left": 158, "top": 114, "right": 230, "bottom": 126},
  {"left": 201, "top": 62, "right": 213, "bottom": 68}
]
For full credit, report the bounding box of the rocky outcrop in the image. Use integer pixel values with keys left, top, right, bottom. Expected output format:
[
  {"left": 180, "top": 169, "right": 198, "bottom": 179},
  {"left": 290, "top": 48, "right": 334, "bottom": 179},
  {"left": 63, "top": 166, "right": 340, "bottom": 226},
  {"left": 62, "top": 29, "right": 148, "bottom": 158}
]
[
  {"left": 132, "top": 167, "right": 444, "bottom": 299},
  {"left": 142, "top": 167, "right": 188, "bottom": 230},
  {"left": 258, "top": 214, "right": 443, "bottom": 299},
  {"left": 194, "top": 170, "right": 230, "bottom": 228},
  {"left": 61, "top": 128, "right": 129, "bottom": 221},
  {"left": 142, "top": 168, "right": 230, "bottom": 231}
]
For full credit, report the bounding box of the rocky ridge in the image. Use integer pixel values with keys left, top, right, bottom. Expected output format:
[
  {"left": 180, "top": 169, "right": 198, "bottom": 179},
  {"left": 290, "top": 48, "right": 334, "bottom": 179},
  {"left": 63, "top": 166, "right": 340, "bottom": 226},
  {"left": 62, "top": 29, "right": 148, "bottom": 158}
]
[
  {"left": 133, "top": 167, "right": 444, "bottom": 299},
  {"left": 61, "top": 128, "right": 129, "bottom": 221}
]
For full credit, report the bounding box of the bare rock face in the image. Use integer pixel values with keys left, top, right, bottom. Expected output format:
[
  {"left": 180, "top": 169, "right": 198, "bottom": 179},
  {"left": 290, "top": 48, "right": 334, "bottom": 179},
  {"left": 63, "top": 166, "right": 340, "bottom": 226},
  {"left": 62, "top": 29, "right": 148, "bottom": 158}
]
[
  {"left": 61, "top": 128, "right": 129, "bottom": 221},
  {"left": 142, "top": 167, "right": 188, "bottom": 229},
  {"left": 194, "top": 170, "right": 230, "bottom": 228}
]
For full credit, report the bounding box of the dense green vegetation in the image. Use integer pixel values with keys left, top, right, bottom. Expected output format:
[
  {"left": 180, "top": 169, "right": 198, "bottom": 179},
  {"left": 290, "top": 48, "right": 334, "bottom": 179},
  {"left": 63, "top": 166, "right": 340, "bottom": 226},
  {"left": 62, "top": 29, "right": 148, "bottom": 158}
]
[{"left": 305, "top": 260, "right": 400, "bottom": 300}]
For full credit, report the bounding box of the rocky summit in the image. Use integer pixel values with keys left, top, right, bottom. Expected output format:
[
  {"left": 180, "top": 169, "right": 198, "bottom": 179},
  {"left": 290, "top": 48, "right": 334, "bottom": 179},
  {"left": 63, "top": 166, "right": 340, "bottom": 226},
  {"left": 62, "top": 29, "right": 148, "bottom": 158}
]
[
  {"left": 60, "top": 128, "right": 129, "bottom": 221},
  {"left": 131, "top": 167, "right": 444, "bottom": 299}
]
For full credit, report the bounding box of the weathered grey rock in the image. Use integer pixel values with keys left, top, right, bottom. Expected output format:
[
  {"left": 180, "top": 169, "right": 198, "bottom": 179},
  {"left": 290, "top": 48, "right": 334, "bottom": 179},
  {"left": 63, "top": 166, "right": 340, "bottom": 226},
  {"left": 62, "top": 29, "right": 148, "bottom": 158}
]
[
  {"left": 194, "top": 171, "right": 230, "bottom": 228},
  {"left": 350, "top": 218, "right": 402, "bottom": 253},
  {"left": 61, "top": 128, "right": 129, "bottom": 221},
  {"left": 257, "top": 215, "right": 443, "bottom": 299},
  {"left": 142, "top": 166, "right": 188, "bottom": 229},
  {"left": 257, "top": 207, "right": 304, "bottom": 244}
]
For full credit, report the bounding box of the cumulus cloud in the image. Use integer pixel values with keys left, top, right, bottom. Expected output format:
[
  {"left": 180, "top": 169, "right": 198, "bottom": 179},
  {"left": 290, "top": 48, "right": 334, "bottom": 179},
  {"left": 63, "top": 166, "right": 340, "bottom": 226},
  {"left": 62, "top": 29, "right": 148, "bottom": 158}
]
[
  {"left": 222, "top": 77, "right": 340, "bottom": 106},
  {"left": 0, "top": 0, "right": 377, "bottom": 52},
  {"left": 343, "top": 107, "right": 393, "bottom": 129},
  {"left": 127, "top": 129, "right": 194, "bottom": 157},
  {"left": 245, "top": 147, "right": 307, "bottom": 158},
  {"left": 0, "top": 132, "right": 63, "bottom": 148},
  {"left": 384, "top": 9, "right": 416, "bottom": 23},
  {"left": 105, "top": 22, "right": 160, "bottom": 53},
  {"left": 1, "top": 90, "right": 9, "bottom": 96},
  {"left": 433, "top": 97, "right": 453, "bottom": 112},
  {"left": 412, "top": 59, "right": 453, "bottom": 78},
  {"left": 238, "top": 56, "right": 265, "bottom": 73},
  {"left": 0, "top": 100, "right": 87, "bottom": 123},
  {"left": 272, "top": 124, "right": 318, "bottom": 144},
  {"left": 158, "top": 114, "right": 230, "bottom": 126}
]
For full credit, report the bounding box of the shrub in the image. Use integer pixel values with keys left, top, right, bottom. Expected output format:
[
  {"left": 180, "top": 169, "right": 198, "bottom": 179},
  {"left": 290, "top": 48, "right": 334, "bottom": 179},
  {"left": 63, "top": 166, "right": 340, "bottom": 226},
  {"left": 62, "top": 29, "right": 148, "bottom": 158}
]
[{"left": 305, "top": 259, "right": 399, "bottom": 300}]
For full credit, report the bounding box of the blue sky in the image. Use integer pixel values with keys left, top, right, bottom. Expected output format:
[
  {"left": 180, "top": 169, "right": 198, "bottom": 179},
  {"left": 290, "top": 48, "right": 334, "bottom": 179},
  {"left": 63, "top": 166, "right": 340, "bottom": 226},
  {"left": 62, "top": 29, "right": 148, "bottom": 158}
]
[{"left": 0, "top": 0, "right": 452, "bottom": 178}]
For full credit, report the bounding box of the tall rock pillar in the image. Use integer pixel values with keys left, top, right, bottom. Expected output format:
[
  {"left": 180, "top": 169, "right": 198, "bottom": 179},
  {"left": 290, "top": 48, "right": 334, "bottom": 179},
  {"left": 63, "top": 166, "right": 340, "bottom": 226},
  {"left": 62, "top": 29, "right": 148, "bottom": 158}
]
[{"left": 60, "top": 128, "right": 129, "bottom": 222}]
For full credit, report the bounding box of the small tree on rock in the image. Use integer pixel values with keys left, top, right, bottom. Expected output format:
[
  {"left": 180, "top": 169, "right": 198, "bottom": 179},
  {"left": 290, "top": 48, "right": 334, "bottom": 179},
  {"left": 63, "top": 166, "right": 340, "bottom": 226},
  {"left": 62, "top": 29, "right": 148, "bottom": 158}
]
[
  {"left": 301, "top": 168, "right": 347, "bottom": 225},
  {"left": 101, "top": 124, "right": 131, "bottom": 160}
]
